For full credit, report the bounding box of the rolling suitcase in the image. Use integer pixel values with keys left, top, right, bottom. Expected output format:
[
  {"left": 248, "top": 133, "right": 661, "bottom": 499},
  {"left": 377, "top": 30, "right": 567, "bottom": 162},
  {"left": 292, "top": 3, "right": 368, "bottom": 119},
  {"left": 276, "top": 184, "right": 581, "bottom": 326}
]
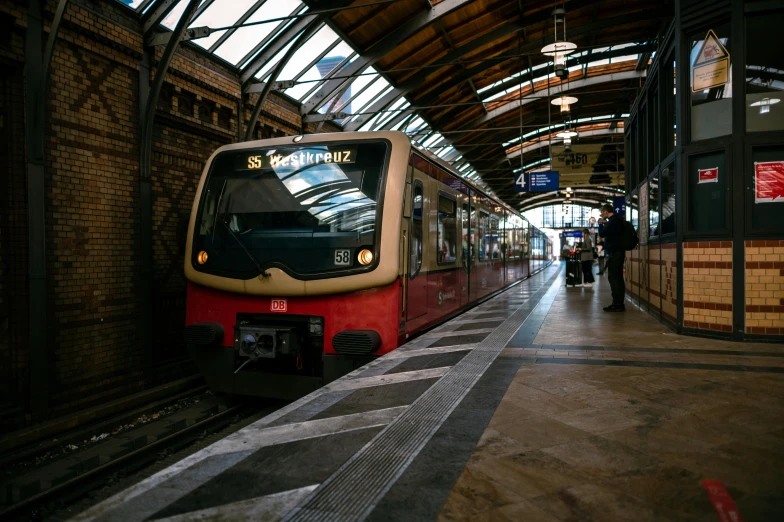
[{"left": 566, "top": 253, "right": 582, "bottom": 287}]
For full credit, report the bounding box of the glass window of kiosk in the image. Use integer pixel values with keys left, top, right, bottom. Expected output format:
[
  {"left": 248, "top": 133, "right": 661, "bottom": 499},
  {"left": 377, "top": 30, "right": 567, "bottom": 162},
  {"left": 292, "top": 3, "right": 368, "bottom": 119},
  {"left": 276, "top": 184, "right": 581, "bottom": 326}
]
[
  {"left": 746, "top": 13, "right": 784, "bottom": 132},
  {"left": 688, "top": 150, "right": 728, "bottom": 233},
  {"left": 659, "top": 163, "right": 676, "bottom": 237},
  {"left": 690, "top": 25, "right": 732, "bottom": 141}
]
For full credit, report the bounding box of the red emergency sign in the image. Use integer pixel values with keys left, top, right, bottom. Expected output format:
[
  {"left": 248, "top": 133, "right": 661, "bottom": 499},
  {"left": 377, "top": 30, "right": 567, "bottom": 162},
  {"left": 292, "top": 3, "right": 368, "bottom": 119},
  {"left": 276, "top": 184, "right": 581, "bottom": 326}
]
[{"left": 698, "top": 167, "right": 718, "bottom": 184}]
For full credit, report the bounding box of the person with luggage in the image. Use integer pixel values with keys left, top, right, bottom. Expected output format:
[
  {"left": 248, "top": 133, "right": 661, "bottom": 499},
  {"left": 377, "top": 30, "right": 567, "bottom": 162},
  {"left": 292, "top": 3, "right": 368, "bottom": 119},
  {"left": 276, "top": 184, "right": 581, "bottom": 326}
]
[
  {"left": 596, "top": 240, "right": 606, "bottom": 275},
  {"left": 598, "top": 204, "right": 626, "bottom": 312},
  {"left": 576, "top": 229, "right": 595, "bottom": 288}
]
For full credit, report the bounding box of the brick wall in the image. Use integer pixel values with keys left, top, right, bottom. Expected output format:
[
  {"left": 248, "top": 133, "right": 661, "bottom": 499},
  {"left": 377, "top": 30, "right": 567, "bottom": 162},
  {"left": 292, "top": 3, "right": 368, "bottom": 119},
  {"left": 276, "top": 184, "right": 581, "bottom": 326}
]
[
  {"left": 745, "top": 240, "right": 784, "bottom": 336},
  {"left": 683, "top": 241, "right": 733, "bottom": 333},
  {"left": 648, "top": 244, "right": 661, "bottom": 313},
  {"left": 661, "top": 243, "right": 677, "bottom": 324},
  {"left": 0, "top": 0, "right": 342, "bottom": 432}
]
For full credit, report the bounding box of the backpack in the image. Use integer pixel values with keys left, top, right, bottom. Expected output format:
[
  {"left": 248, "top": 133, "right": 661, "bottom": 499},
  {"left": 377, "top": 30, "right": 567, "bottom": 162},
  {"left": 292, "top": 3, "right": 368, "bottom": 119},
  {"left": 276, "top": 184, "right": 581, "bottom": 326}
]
[{"left": 622, "top": 220, "right": 639, "bottom": 251}]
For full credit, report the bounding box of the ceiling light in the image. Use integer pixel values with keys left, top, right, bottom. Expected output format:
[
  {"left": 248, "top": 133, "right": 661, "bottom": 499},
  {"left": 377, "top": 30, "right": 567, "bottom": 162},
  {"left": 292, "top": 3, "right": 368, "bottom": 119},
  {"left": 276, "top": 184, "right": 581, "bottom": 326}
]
[
  {"left": 556, "top": 131, "right": 578, "bottom": 138},
  {"left": 541, "top": 8, "right": 576, "bottom": 79},
  {"left": 749, "top": 97, "right": 780, "bottom": 114},
  {"left": 551, "top": 96, "right": 578, "bottom": 113}
]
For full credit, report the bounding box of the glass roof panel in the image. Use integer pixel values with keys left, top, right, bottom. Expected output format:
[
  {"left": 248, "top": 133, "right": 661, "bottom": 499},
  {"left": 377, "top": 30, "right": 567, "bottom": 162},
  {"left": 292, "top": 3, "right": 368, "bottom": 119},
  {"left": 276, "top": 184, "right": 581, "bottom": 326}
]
[
  {"left": 334, "top": 71, "right": 377, "bottom": 113},
  {"left": 254, "top": 37, "right": 299, "bottom": 80},
  {"left": 277, "top": 25, "right": 339, "bottom": 81},
  {"left": 283, "top": 39, "right": 353, "bottom": 101},
  {"left": 349, "top": 79, "right": 392, "bottom": 116},
  {"left": 213, "top": 0, "right": 303, "bottom": 65},
  {"left": 188, "top": 0, "right": 260, "bottom": 50},
  {"left": 161, "top": 0, "right": 194, "bottom": 29}
]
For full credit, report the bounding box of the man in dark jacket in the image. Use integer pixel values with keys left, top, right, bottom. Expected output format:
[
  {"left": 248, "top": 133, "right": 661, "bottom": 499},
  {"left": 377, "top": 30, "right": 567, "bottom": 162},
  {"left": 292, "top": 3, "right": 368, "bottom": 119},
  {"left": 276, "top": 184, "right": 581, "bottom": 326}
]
[{"left": 598, "top": 203, "right": 625, "bottom": 312}]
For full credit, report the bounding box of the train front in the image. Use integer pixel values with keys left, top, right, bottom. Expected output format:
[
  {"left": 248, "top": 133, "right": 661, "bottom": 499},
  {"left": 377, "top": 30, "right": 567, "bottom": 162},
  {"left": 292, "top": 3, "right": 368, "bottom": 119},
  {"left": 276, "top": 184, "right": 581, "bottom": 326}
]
[{"left": 183, "top": 132, "right": 409, "bottom": 399}]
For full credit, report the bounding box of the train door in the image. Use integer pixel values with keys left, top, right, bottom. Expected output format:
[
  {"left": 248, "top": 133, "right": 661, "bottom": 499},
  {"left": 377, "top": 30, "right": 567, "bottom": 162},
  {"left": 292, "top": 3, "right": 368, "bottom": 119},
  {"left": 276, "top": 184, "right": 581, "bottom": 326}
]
[
  {"left": 470, "top": 201, "right": 488, "bottom": 301},
  {"left": 406, "top": 176, "right": 428, "bottom": 321},
  {"left": 460, "top": 199, "right": 470, "bottom": 307}
]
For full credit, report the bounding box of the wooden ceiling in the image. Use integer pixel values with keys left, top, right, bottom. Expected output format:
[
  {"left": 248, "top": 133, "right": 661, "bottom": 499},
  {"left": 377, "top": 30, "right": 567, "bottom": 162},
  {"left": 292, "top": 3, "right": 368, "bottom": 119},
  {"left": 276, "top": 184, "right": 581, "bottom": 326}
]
[{"left": 311, "top": 0, "right": 674, "bottom": 209}]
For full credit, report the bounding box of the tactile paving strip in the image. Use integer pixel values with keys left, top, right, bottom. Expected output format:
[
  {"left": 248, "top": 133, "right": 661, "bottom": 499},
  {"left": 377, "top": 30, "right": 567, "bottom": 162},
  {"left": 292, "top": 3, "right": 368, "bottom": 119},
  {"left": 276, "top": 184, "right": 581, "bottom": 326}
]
[{"left": 283, "top": 266, "right": 562, "bottom": 521}]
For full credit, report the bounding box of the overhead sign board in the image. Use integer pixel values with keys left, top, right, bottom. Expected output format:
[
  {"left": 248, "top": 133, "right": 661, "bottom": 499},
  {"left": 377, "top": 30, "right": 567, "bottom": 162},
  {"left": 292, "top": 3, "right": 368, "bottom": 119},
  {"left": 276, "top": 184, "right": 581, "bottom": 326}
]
[
  {"left": 754, "top": 161, "right": 784, "bottom": 203},
  {"left": 563, "top": 231, "right": 583, "bottom": 237},
  {"left": 692, "top": 29, "right": 730, "bottom": 92},
  {"left": 514, "top": 170, "right": 559, "bottom": 193},
  {"left": 551, "top": 144, "right": 624, "bottom": 178},
  {"left": 612, "top": 196, "right": 627, "bottom": 217}
]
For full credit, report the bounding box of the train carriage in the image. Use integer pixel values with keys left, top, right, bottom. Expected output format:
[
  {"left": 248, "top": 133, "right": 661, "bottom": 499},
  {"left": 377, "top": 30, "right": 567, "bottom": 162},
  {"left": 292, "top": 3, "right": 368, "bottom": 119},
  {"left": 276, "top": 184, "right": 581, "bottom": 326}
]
[{"left": 184, "top": 131, "right": 552, "bottom": 399}]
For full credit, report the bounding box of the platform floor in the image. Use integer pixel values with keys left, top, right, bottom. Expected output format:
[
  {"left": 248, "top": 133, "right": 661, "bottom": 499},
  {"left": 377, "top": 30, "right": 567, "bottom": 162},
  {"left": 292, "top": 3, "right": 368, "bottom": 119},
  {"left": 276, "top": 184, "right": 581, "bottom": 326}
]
[{"left": 72, "top": 264, "right": 784, "bottom": 522}]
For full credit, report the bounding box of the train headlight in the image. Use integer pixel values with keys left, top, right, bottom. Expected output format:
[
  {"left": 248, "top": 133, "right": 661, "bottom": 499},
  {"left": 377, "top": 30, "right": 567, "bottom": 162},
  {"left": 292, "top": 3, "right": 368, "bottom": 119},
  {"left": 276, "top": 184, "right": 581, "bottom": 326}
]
[
  {"left": 197, "top": 250, "right": 208, "bottom": 264},
  {"left": 358, "top": 249, "right": 374, "bottom": 265}
]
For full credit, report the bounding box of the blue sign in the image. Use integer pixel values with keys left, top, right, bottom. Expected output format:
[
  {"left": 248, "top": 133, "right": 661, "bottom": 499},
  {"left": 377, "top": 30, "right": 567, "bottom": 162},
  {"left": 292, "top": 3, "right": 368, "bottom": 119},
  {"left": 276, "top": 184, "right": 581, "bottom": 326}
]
[
  {"left": 563, "top": 231, "right": 583, "bottom": 237},
  {"left": 612, "top": 196, "right": 627, "bottom": 216},
  {"left": 514, "top": 170, "right": 560, "bottom": 193}
]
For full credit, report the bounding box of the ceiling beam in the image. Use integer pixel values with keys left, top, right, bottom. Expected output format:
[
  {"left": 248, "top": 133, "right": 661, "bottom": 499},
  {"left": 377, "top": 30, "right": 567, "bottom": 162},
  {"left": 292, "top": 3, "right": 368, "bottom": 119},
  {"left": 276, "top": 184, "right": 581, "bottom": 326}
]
[
  {"left": 415, "top": 8, "right": 668, "bottom": 108},
  {"left": 476, "top": 70, "right": 645, "bottom": 125}
]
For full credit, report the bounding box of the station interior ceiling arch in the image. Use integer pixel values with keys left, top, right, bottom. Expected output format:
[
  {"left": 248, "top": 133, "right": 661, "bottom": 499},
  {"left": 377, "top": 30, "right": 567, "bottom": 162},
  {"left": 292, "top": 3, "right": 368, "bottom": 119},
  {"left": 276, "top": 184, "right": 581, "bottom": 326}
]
[{"left": 127, "top": 0, "right": 674, "bottom": 211}]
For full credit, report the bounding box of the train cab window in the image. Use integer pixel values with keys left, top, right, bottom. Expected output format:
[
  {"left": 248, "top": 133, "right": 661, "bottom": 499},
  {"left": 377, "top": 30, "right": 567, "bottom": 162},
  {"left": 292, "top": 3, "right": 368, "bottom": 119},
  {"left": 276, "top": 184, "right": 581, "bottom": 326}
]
[
  {"left": 437, "top": 194, "right": 457, "bottom": 265},
  {"left": 410, "top": 182, "right": 423, "bottom": 277},
  {"left": 478, "top": 210, "right": 489, "bottom": 261}
]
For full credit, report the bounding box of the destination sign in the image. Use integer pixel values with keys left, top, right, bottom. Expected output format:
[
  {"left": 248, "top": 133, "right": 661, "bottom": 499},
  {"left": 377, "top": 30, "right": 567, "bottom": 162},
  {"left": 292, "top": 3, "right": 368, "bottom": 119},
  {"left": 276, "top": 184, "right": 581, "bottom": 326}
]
[{"left": 236, "top": 147, "right": 357, "bottom": 170}]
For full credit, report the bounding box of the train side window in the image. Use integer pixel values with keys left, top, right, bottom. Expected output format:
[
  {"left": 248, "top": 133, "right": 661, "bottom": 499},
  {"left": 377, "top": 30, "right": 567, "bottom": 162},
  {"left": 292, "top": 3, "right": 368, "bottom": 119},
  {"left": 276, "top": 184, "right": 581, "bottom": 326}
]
[
  {"left": 462, "top": 202, "right": 470, "bottom": 264},
  {"left": 437, "top": 194, "right": 457, "bottom": 265},
  {"left": 410, "top": 182, "right": 423, "bottom": 277},
  {"left": 489, "top": 215, "right": 499, "bottom": 260},
  {"left": 478, "top": 210, "right": 489, "bottom": 261}
]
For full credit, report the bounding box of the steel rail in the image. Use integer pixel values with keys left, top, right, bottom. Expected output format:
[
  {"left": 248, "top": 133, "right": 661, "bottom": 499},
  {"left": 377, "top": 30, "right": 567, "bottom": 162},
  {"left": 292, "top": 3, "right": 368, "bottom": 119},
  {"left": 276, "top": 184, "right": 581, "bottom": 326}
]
[{"left": 0, "top": 400, "right": 253, "bottom": 521}]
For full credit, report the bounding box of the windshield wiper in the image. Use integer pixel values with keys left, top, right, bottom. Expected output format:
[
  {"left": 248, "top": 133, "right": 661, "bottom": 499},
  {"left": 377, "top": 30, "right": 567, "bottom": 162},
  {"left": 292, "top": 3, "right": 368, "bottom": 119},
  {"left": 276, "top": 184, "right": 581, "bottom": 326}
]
[{"left": 221, "top": 219, "right": 271, "bottom": 278}]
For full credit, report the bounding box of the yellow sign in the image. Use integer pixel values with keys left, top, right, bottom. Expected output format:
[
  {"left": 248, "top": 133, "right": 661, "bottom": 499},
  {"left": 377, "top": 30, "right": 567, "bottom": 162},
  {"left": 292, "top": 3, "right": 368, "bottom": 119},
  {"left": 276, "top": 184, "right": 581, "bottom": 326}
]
[{"left": 692, "top": 29, "right": 730, "bottom": 92}]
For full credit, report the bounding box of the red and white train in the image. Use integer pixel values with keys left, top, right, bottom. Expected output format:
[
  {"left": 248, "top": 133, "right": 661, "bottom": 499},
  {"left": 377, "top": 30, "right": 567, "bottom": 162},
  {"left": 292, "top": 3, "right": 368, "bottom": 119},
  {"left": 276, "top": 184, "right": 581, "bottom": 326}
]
[{"left": 184, "top": 131, "right": 552, "bottom": 398}]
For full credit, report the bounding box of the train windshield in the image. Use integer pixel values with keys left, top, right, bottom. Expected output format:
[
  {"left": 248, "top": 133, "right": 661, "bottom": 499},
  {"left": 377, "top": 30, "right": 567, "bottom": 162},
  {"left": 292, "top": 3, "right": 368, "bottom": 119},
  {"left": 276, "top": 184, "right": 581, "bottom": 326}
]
[{"left": 193, "top": 140, "right": 389, "bottom": 279}]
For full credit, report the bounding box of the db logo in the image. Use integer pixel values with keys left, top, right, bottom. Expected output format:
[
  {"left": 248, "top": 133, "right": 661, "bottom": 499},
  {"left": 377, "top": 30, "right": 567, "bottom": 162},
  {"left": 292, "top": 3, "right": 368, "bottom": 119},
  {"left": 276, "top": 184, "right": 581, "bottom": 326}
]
[{"left": 270, "top": 299, "right": 287, "bottom": 312}]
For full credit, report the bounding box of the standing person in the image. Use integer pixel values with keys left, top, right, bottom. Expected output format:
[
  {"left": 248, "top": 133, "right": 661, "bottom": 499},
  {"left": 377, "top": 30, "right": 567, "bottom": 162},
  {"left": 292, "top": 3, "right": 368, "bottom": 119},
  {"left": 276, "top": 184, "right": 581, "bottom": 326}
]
[
  {"left": 576, "top": 229, "right": 595, "bottom": 288},
  {"left": 561, "top": 243, "right": 570, "bottom": 260},
  {"left": 598, "top": 204, "right": 625, "bottom": 312}
]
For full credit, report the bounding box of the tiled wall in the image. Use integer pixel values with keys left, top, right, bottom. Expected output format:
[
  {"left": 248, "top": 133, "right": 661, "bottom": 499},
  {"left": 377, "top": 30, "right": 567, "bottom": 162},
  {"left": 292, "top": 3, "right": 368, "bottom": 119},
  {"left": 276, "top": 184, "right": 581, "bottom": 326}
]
[
  {"left": 661, "top": 244, "right": 677, "bottom": 323},
  {"left": 682, "top": 241, "right": 733, "bottom": 333},
  {"left": 745, "top": 240, "right": 784, "bottom": 336}
]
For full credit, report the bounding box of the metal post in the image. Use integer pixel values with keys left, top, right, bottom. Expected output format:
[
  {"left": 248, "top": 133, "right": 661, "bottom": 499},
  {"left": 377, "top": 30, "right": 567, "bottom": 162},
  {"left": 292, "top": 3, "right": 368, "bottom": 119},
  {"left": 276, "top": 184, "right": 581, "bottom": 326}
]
[
  {"left": 138, "top": 0, "right": 200, "bottom": 379},
  {"left": 25, "top": 0, "right": 69, "bottom": 421},
  {"left": 244, "top": 18, "right": 321, "bottom": 141}
]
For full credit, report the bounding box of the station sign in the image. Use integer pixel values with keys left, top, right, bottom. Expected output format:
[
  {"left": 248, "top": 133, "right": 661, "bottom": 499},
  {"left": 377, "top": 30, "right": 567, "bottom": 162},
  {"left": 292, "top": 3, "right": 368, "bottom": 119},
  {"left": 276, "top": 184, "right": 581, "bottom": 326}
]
[
  {"left": 562, "top": 231, "right": 583, "bottom": 237},
  {"left": 514, "top": 170, "right": 559, "bottom": 193},
  {"left": 612, "top": 196, "right": 627, "bottom": 216}
]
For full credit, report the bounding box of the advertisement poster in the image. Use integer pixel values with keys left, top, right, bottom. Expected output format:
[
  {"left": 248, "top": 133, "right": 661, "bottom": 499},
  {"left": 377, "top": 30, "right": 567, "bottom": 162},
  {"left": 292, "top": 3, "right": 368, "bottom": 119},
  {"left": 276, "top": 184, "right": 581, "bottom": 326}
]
[
  {"left": 754, "top": 161, "right": 784, "bottom": 203},
  {"left": 692, "top": 30, "right": 730, "bottom": 92},
  {"left": 551, "top": 144, "right": 624, "bottom": 174},
  {"left": 698, "top": 167, "right": 719, "bottom": 184}
]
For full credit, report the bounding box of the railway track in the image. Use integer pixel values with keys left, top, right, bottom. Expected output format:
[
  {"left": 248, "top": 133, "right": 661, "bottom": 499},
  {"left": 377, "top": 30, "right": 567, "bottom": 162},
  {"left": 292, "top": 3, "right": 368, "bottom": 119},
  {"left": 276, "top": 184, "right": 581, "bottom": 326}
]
[{"left": 0, "top": 393, "right": 275, "bottom": 521}]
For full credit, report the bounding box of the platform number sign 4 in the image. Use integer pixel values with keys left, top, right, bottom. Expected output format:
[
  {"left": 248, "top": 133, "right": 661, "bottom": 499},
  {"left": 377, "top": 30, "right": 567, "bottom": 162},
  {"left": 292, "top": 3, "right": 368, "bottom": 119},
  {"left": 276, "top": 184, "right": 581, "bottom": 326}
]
[
  {"left": 514, "top": 172, "right": 527, "bottom": 193},
  {"left": 271, "top": 299, "right": 287, "bottom": 312},
  {"left": 334, "top": 249, "right": 351, "bottom": 266}
]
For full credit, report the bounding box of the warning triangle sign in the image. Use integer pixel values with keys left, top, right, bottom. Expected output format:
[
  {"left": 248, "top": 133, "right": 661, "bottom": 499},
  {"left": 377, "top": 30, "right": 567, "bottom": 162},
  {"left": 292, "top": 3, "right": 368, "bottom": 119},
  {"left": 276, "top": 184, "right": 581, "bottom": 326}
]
[{"left": 694, "top": 30, "right": 729, "bottom": 66}]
